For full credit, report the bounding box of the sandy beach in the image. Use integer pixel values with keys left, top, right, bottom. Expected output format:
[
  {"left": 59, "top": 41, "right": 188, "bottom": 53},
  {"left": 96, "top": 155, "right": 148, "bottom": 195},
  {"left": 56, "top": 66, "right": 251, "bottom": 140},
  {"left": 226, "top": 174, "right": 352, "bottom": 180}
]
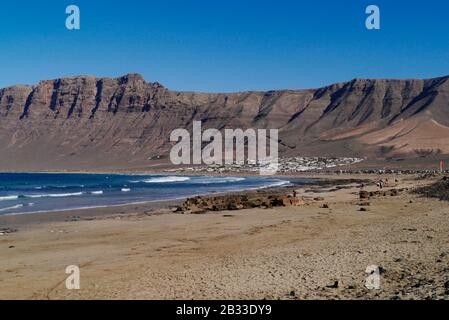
[{"left": 1, "top": 173, "right": 448, "bottom": 300}]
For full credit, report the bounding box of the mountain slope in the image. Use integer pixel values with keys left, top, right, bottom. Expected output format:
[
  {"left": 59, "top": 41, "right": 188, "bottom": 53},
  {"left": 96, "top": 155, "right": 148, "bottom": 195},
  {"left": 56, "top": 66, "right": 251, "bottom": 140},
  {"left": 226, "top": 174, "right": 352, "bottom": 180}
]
[{"left": 0, "top": 74, "right": 448, "bottom": 170}]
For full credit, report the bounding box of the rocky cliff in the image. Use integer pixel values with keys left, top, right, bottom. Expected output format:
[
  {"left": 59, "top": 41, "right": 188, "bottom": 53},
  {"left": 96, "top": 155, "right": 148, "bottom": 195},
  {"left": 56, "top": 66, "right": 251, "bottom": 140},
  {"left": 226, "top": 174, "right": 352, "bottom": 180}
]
[{"left": 0, "top": 73, "right": 448, "bottom": 170}]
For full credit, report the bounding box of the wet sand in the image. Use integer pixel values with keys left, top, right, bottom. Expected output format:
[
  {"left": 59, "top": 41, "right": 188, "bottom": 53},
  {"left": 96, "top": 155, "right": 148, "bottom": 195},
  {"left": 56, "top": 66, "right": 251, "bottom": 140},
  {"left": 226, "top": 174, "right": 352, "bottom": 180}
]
[
  {"left": 0, "top": 200, "right": 176, "bottom": 228},
  {"left": 0, "top": 174, "right": 448, "bottom": 300}
]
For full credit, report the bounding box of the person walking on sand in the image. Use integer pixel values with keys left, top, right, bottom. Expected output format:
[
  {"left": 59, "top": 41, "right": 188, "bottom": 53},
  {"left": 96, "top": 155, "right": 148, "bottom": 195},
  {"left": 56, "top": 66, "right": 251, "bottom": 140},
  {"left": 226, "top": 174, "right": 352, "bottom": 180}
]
[
  {"left": 377, "top": 179, "right": 384, "bottom": 190},
  {"left": 293, "top": 190, "right": 297, "bottom": 198}
]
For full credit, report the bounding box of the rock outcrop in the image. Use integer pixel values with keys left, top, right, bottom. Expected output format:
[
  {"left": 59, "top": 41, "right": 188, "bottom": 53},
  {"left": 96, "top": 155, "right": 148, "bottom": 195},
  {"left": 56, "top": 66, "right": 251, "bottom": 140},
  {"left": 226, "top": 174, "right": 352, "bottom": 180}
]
[
  {"left": 415, "top": 176, "right": 449, "bottom": 201},
  {"left": 360, "top": 189, "right": 402, "bottom": 199},
  {"left": 1, "top": 74, "right": 449, "bottom": 170},
  {"left": 175, "top": 194, "right": 305, "bottom": 214}
]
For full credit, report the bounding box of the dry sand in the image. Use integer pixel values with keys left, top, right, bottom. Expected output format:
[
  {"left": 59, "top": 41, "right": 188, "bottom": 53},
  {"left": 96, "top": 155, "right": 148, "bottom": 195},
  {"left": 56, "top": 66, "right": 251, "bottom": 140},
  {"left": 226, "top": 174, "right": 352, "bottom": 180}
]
[{"left": 0, "top": 174, "right": 448, "bottom": 300}]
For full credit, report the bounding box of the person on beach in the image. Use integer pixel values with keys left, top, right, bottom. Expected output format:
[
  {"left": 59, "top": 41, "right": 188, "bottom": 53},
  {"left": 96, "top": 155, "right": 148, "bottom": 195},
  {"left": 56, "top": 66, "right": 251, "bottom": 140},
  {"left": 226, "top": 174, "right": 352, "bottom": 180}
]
[{"left": 377, "top": 180, "right": 384, "bottom": 189}]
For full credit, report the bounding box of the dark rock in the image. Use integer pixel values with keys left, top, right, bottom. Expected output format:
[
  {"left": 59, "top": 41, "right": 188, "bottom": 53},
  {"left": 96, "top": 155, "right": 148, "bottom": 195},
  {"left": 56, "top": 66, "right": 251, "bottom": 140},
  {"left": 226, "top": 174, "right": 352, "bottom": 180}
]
[
  {"left": 444, "top": 281, "right": 449, "bottom": 294},
  {"left": 361, "top": 189, "right": 401, "bottom": 199},
  {"left": 360, "top": 191, "right": 370, "bottom": 199},
  {"left": 326, "top": 281, "right": 339, "bottom": 289},
  {"left": 414, "top": 177, "right": 449, "bottom": 201},
  {"left": 174, "top": 193, "right": 305, "bottom": 214},
  {"left": 346, "top": 284, "right": 356, "bottom": 290},
  {"left": 0, "top": 228, "right": 18, "bottom": 234}
]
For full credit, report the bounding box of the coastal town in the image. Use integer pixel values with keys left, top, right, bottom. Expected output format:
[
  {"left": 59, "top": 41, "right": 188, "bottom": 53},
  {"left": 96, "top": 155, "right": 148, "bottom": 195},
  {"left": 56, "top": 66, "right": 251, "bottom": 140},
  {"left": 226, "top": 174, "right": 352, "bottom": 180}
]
[{"left": 164, "top": 157, "right": 365, "bottom": 174}]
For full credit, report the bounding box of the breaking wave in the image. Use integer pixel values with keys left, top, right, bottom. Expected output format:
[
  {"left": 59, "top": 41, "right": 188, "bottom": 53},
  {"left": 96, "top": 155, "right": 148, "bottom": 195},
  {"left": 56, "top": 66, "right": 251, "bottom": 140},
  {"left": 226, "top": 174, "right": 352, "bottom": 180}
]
[
  {"left": 132, "top": 176, "right": 191, "bottom": 184},
  {"left": 266, "top": 180, "right": 290, "bottom": 188},
  {"left": 130, "top": 176, "right": 246, "bottom": 185},
  {"left": 24, "top": 192, "right": 85, "bottom": 199},
  {"left": 192, "top": 177, "right": 246, "bottom": 184},
  {"left": 0, "top": 195, "right": 19, "bottom": 201}
]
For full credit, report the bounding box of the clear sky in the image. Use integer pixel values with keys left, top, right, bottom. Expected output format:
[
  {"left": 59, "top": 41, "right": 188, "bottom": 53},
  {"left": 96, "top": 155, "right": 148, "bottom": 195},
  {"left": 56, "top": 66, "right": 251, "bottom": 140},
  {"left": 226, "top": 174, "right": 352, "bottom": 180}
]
[{"left": 0, "top": 0, "right": 448, "bottom": 92}]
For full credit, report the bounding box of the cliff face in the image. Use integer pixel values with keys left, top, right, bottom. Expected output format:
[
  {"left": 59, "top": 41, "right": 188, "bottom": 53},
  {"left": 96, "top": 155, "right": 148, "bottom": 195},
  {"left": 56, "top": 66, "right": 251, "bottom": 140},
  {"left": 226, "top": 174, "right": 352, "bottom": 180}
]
[{"left": 0, "top": 73, "right": 448, "bottom": 170}]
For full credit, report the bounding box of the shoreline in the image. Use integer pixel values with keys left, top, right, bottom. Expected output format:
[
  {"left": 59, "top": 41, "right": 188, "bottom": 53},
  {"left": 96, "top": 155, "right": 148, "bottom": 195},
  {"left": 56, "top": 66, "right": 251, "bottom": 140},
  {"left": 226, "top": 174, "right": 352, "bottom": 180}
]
[
  {"left": 0, "top": 170, "right": 410, "bottom": 226},
  {"left": 0, "top": 173, "right": 369, "bottom": 227},
  {"left": 0, "top": 198, "right": 176, "bottom": 228},
  {"left": 0, "top": 176, "right": 299, "bottom": 227}
]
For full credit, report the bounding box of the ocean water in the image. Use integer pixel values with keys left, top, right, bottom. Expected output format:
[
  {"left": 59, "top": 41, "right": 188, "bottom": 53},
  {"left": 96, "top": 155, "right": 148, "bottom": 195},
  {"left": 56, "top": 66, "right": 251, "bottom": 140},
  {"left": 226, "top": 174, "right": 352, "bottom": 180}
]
[{"left": 0, "top": 173, "right": 293, "bottom": 216}]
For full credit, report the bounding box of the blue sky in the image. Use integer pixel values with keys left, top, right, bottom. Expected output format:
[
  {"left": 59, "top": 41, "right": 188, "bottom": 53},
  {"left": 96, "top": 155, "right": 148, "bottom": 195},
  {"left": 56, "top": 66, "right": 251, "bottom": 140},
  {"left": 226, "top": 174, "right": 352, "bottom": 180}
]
[{"left": 0, "top": 0, "right": 448, "bottom": 92}]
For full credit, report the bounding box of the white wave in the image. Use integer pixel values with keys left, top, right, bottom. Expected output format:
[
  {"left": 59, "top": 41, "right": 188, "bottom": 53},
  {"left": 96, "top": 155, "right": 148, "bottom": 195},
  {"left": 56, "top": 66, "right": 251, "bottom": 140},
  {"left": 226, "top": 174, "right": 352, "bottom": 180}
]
[
  {"left": 245, "top": 180, "right": 291, "bottom": 192},
  {"left": 91, "top": 191, "right": 104, "bottom": 195},
  {"left": 141, "top": 176, "right": 191, "bottom": 184},
  {"left": 193, "top": 177, "right": 246, "bottom": 184},
  {"left": 267, "top": 180, "right": 291, "bottom": 188},
  {"left": 26, "top": 192, "right": 84, "bottom": 198},
  {"left": 0, "top": 204, "right": 24, "bottom": 212},
  {"left": 0, "top": 195, "right": 19, "bottom": 201},
  {"left": 121, "top": 188, "right": 131, "bottom": 192}
]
